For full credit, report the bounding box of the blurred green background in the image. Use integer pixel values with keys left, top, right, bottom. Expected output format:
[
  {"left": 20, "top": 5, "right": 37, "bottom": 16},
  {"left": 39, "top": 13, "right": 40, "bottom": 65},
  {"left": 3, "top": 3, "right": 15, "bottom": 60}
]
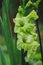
[{"left": 0, "top": 0, "right": 43, "bottom": 65}]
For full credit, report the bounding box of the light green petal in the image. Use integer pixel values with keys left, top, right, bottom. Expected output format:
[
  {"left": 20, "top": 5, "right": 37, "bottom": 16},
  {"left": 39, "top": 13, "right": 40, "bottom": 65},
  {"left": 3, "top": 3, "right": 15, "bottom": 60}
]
[
  {"left": 27, "top": 10, "right": 39, "bottom": 20},
  {"left": 14, "top": 26, "right": 21, "bottom": 33},
  {"left": 26, "top": 35, "right": 34, "bottom": 43},
  {"left": 14, "top": 17, "right": 27, "bottom": 27},
  {"left": 25, "top": 41, "right": 40, "bottom": 62},
  {"left": 31, "top": 33, "right": 38, "bottom": 40}
]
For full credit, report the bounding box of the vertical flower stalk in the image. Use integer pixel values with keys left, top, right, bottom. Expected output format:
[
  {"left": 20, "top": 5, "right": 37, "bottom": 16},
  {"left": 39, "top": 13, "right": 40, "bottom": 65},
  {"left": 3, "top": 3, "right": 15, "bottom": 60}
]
[{"left": 13, "top": 0, "right": 41, "bottom": 63}]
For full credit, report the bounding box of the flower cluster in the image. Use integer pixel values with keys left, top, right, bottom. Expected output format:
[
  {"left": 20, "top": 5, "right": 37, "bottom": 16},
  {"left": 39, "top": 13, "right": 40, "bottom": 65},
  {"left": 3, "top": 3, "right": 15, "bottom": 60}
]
[
  {"left": 13, "top": 10, "right": 40, "bottom": 62},
  {"left": 25, "top": 0, "right": 41, "bottom": 8}
]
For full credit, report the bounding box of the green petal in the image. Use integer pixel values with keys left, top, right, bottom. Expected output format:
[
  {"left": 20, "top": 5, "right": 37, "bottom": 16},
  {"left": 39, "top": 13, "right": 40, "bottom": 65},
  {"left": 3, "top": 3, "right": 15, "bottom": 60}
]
[
  {"left": 27, "top": 10, "right": 39, "bottom": 20},
  {"left": 14, "top": 26, "right": 21, "bottom": 33}
]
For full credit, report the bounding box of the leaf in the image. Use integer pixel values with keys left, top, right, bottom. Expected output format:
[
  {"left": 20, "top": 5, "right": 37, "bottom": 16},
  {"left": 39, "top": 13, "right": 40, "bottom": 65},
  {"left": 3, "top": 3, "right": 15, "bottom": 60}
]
[{"left": 0, "top": 47, "right": 7, "bottom": 65}]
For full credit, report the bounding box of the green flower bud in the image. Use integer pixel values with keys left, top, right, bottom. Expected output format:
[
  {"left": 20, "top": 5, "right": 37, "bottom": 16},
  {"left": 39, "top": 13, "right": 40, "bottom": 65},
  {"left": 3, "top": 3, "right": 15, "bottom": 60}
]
[
  {"left": 33, "top": 0, "right": 41, "bottom": 7},
  {"left": 25, "top": 0, "right": 32, "bottom": 8},
  {"left": 18, "top": 6, "right": 23, "bottom": 13},
  {"left": 27, "top": 10, "right": 39, "bottom": 20}
]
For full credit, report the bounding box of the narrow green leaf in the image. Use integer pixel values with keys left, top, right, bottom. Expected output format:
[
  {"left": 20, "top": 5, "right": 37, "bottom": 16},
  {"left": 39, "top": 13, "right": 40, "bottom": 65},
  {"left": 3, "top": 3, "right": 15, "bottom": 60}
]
[{"left": 0, "top": 47, "right": 7, "bottom": 65}]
